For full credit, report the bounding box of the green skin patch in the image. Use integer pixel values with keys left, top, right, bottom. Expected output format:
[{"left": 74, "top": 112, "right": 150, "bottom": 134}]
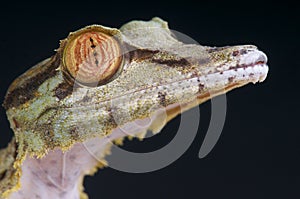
[{"left": 0, "top": 17, "right": 268, "bottom": 198}]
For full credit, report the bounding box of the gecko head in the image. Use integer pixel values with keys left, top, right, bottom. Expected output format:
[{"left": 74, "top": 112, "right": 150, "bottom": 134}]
[{"left": 2, "top": 17, "right": 268, "bottom": 154}]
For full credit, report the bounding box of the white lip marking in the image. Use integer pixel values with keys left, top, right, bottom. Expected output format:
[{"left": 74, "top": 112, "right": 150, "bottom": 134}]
[{"left": 199, "top": 63, "right": 268, "bottom": 90}]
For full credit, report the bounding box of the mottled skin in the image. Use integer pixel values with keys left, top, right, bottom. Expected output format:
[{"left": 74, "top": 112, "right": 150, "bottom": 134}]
[{"left": 0, "top": 17, "right": 268, "bottom": 198}]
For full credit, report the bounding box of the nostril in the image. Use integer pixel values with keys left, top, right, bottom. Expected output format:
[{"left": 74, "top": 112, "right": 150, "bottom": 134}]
[
  {"left": 239, "top": 50, "right": 268, "bottom": 65},
  {"left": 240, "top": 49, "right": 248, "bottom": 55},
  {"left": 256, "top": 52, "right": 268, "bottom": 63},
  {"left": 232, "top": 50, "right": 239, "bottom": 56},
  {"left": 232, "top": 49, "right": 249, "bottom": 57}
]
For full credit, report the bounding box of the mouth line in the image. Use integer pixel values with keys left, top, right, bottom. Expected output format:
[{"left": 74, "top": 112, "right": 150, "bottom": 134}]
[
  {"left": 223, "top": 62, "right": 269, "bottom": 85},
  {"left": 230, "top": 60, "right": 267, "bottom": 70},
  {"left": 56, "top": 61, "right": 268, "bottom": 111}
]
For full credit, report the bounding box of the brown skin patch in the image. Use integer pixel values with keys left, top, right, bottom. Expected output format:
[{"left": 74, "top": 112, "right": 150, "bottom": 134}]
[
  {"left": 69, "top": 127, "right": 81, "bottom": 142},
  {"left": 54, "top": 82, "right": 74, "bottom": 100},
  {"left": 158, "top": 91, "right": 167, "bottom": 107},
  {"left": 3, "top": 56, "right": 59, "bottom": 110},
  {"left": 126, "top": 43, "right": 193, "bottom": 69},
  {"left": 0, "top": 171, "right": 6, "bottom": 181},
  {"left": 127, "top": 47, "right": 159, "bottom": 62},
  {"left": 151, "top": 57, "right": 190, "bottom": 67},
  {"left": 12, "top": 118, "right": 20, "bottom": 129}
]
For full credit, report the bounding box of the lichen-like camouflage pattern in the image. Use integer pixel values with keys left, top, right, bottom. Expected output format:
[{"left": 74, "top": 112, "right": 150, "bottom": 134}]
[{"left": 0, "top": 17, "right": 268, "bottom": 198}]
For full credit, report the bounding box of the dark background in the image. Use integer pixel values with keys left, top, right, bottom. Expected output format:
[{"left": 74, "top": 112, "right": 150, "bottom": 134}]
[{"left": 0, "top": 1, "right": 299, "bottom": 198}]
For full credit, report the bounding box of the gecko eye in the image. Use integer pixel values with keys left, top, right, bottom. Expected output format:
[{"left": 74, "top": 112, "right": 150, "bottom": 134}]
[{"left": 63, "top": 28, "right": 123, "bottom": 86}]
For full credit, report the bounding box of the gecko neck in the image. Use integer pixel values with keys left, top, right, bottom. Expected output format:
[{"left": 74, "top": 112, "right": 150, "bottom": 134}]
[{"left": 8, "top": 138, "right": 107, "bottom": 199}]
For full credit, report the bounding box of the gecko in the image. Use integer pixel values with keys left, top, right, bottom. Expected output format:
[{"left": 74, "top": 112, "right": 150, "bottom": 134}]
[{"left": 0, "top": 17, "right": 268, "bottom": 199}]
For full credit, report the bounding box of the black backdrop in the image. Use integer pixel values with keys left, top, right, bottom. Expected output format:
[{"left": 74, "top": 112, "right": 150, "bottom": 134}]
[{"left": 0, "top": 1, "right": 299, "bottom": 198}]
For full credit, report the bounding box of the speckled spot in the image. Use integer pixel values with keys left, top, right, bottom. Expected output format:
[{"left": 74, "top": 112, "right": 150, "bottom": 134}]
[
  {"left": 157, "top": 91, "right": 167, "bottom": 107},
  {"left": 228, "top": 77, "right": 235, "bottom": 83},
  {"left": 198, "top": 83, "right": 205, "bottom": 93}
]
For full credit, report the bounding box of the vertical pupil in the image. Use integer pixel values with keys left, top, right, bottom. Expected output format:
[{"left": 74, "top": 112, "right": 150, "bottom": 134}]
[
  {"left": 90, "top": 37, "right": 96, "bottom": 48},
  {"left": 90, "top": 37, "right": 99, "bottom": 67}
]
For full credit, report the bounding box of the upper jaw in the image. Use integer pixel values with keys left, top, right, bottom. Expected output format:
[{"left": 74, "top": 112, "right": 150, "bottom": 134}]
[
  {"left": 230, "top": 45, "right": 268, "bottom": 82},
  {"left": 234, "top": 45, "right": 268, "bottom": 67},
  {"left": 176, "top": 45, "right": 267, "bottom": 97},
  {"left": 206, "top": 45, "right": 268, "bottom": 81}
]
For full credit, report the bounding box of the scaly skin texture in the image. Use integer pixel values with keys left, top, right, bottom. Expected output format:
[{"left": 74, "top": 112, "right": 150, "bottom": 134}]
[{"left": 0, "top": 17, "right": 268, "bottom": 198}]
